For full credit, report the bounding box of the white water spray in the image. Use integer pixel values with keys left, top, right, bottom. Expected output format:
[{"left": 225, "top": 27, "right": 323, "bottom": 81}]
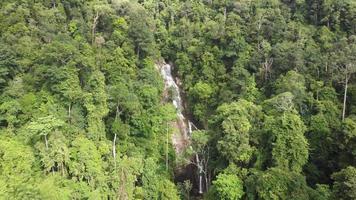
[
  {"left": 160, "top": 62, "right": 204, "bottom": 194},
  {"left": 160, "top": 63, "right": 197, "bottom": 137}
]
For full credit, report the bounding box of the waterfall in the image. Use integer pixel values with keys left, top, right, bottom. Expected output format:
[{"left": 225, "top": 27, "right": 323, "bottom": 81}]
[
  {"left": 160, "top": 62, "right": 205, "bottom": 194},
  {"left": 160, "top": 64, "right": 182, "bottom": 113},
  {"left": 160, "top": 63, "right": 196, "bottom": 138}
]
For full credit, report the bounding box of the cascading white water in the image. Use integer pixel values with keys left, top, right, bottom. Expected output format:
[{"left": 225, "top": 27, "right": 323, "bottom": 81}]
[
  {"left": 160, "top": 63, "right": 204, "bottom": 194},
  {"left": 160, "top": 63, "right": 195, "bottom": 137}
]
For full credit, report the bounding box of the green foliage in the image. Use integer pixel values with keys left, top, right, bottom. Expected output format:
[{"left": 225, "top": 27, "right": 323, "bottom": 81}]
[
  {"left": 212, "top": 173, "right": 244, "bottom": 200},
  {"left": 35, "top": 130, "right": 69, "bottom": 174},
  {"left": 215, "top": 99, "right": 262, "bottom": 165},
  {"left": 218, "top": 115, "right": 253, "bottom": 164},
  {"left": 309, "top": 184, "right": 332, "bottom": 200},
  {"left": 331, "top": 166, "right": 356, "bottom": 200},
  {"left": 141, "top": 158, "right": 180, "bottom": 200},
  {"left": 113, "top": 156, "right": 143, "bottom": 200},
  {"left": 275, "top": 70, "right": 309, "bottom": 110},
  {"left": 264, "top": 112, "right": 308, "bottom": 172},
  {"left": 177, "top": 180, "right": 192, "bottom": 200},
  {"left": 28, "top": 115, "right": 64, "bottom": 137},
  {"left": 246, "top": 168, "right": 311, "bottom": 200},
  {"left": 84, "top": 70, "right": 109, "bottom": 141},
  {"left": 0, "top": 0, "right": 356, "bottom": 199},
  {"left": 68, "top": 136, "right": 106, "bottom": 191},
  {"left": 262, "top": 92, "right": 296, "bottom": 114},
  {"left": 37, "top": 175, "right": 72, "bottom": 200},
  {"left": 0, "top": 138, "right": 39, "bottom": 199}
]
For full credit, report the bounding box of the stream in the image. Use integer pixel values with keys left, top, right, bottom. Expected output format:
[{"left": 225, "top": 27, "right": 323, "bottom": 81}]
[{"left": 159, "top": 62, "right": 205, "bottom": 195}]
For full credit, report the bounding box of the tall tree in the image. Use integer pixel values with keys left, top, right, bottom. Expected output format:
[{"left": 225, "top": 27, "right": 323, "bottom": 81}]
[
  {"left": 331, "top": 36, "right": 356, "bottom": 121},
  {"left": 263, "top": 93, "right": 309, "bottom": 172}
]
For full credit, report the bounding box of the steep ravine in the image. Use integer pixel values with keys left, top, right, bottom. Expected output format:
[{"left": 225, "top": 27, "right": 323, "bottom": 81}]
[
  {"left": 160, "top": 62, "right": 190, "bottom": 153},
  {"left": 157, "top": 61, "right": 204, "bottom": 196}
]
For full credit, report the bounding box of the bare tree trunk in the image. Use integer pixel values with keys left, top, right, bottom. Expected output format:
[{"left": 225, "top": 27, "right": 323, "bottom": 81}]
[
  {"left": 116, "top": 105, "right": 120, "bottom": 121},
  {"left": 45, "top": 135, "right": 49, "bottom": 150},
  {"left": 263, "top": 58, "right": 273, "bottom": 81},
  {"left": 204, "top": 149, "right": 210, "bottom": 192},
  {"left": 196, "top": 154, "right": 203, "bottom": 194},
  {"left": 342, "top": 74, "right": 349, "bottom": 121},
  {"left": 113, "top": 133, "right": 117, "bottom": 169}
]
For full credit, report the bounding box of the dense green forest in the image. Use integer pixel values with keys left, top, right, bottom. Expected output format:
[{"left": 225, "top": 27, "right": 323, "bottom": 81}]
[{"left": 0, "top": 0, "right": 355, "bottom": 199}]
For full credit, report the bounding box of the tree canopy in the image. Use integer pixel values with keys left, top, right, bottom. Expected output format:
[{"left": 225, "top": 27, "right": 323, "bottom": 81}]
[{"left": 0, "top": 0, "right": 355, "bottom": 199}]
